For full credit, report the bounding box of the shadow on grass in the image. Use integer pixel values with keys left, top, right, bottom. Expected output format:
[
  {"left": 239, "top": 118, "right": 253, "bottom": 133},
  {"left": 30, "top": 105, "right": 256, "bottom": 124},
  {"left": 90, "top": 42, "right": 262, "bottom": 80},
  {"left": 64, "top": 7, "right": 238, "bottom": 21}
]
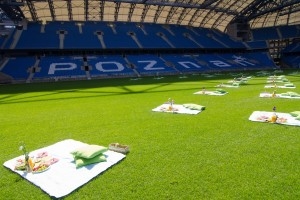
[{"left": 0, "top": 70, "right": 299, "bottom": 105}]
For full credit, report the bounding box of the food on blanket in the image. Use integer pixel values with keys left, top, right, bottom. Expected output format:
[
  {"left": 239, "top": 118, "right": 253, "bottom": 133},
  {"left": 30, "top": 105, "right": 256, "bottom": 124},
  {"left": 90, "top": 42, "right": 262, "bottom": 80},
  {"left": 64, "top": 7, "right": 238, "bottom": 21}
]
[
  {"left": 36, "top": 151, "right": 48, "bottom": 158},
  {"left": 257, "top": 115, "right": 269, "bottom": 121},
  {"left": 277, "top": 117, "right": 287, "bottom": 123},
  {"left": 14, "top": 159, "right": 26, "bottom": 171},
  {"left": 28, "top": 157, "right": 35, "bottom": 170},
  {"left": 14, "top": 152, "right": 58, "bottom": 173},
  {"left": 32, "top": 163, "right": 50, "bottom": 173},
  {"left": 269, "top": 113, "right": 278, "bottom": 123},
  {"left": 159, "top": 105, "right": 178, "bottom": 112}
]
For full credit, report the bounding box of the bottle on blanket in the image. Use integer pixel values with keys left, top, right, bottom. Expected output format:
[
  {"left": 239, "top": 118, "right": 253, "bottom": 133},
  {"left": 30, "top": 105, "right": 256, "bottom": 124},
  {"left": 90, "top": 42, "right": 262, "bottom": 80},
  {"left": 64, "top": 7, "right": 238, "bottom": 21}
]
[{"left": 269, "top": 106, "right": 278, "bottom": 123}]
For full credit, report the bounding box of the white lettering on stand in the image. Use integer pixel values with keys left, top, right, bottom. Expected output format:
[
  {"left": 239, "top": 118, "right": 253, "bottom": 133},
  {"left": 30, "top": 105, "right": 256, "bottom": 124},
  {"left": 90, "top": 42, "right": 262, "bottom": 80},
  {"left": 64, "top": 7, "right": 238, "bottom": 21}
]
[
  {"left": 138, "top": 60, "right": 165, "bottom": 70},
  {"left": 48, "top": 63, "right": 77, "bottom": 74},
  {"left": 178, "top": 61, "right": 202, "bottom": 68},
  {"left": 209, "top": 60, "right": 231, "bottom": 67},
  {"left": 232, "top": 55, "right": 255, "bottom": 66},
  {"left": 95, "top": 61, "right": 124, "bottom": 72}
]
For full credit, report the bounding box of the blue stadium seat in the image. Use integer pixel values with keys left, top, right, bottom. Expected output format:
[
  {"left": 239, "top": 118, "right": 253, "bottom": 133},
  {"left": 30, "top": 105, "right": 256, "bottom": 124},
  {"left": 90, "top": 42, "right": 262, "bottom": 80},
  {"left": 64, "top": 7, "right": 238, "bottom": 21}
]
[
  {"left": 128, "top": 23, "right": 170, "bottom": 48},
  {"left": 161, "top": 54, "right": 212, "bottom": 73},
  {"left": 126, "top": 54, "right": 177, "bottom": 75},
  {"left": 278, "top": 25, "right": 300, "bottom": 39},
  {"left": 246, "top": 41, "right": 268, "bottom": 49},
  {"left": 281, "top": 55, "right": 300, "bottom": 68},
  {"left": 251, "top": 27, "right": 280, "bottom": 41},
  {"left": 87, "top": 55, "right": 136, "bottom": 77},
  {"left": 1, "top": 56, "right": 35, "bottom": 80},
  {"left": 15, "top": 22, "right": 59, "bottom": 49}
]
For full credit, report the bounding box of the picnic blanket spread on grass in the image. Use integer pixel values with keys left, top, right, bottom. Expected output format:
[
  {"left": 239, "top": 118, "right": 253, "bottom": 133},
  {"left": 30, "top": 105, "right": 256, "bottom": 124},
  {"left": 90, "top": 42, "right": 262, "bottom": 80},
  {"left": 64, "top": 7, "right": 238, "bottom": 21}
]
[
  {"left": 264, "top": 84, "right": 296, "bottom": 89},
  {"left": 3, "top": 139, "right": 126, "bottom": 198},
  {"left": 259, "top": 92, "right": 300, "bottom": 99},
  {"left": 152, "top": 103, "right": 205, "bottom": 115},
  {"left": 248, "top": 111, "right": 300, "bottom": 126},
  {"left": 266, "top": 80, "right": 288, "bottom": 83},
  {"left": 194, "top": 90, "right": 228, "bottom": 96},
  {"left": 215, "top": 84, "right": 239, "bottom": 88}
]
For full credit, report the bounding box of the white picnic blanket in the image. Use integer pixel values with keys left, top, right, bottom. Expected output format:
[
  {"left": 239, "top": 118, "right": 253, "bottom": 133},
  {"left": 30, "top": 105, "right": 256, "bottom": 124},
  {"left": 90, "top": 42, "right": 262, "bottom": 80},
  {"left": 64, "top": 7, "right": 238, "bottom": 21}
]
[
  {"left": 259, "top": 92, "right": 300, "bottom": 99},
  {"left": 194, "top": 91, "right": 228, "bottom": 96},
  {"left": 3, "top": 139, "right": 126, "bottom": 198},
  {"left": 266, "top": 80, "right": 286, "bottom": 83},
  {"left": 264, "top": 85, "right": 296, "bottom": 89},
  {"left": 267, "top": 76, "right": 285, "bottom": 80},
  {"left": 215, "top": 84, "right": 239, "bottom": 88},
  {"left": 248, "top": 111, "right": 300, "bottom": 126},
  {"left": 152, "top": 104, "right": 202, "bottom": 115}
]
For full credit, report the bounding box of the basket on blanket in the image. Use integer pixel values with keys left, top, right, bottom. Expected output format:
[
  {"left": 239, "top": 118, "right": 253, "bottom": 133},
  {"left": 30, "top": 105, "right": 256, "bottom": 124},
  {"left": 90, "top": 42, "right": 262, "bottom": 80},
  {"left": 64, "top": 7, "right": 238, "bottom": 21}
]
[{"left": 109, "top": 143, "right": 130, "bottom": 154}]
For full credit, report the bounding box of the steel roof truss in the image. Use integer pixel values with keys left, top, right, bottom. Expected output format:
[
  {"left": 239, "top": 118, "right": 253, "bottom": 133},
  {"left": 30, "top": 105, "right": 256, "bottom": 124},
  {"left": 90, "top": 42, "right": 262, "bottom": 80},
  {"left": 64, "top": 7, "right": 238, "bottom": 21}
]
[
  {"left": 140, "top": 4, "right": 150, "bottom": 23},
  {"left": 47, "top": 0, "right": 55, "bottom": 21},
  {"left": 128, "top": 2, "right": 136, "bottom": 22}
]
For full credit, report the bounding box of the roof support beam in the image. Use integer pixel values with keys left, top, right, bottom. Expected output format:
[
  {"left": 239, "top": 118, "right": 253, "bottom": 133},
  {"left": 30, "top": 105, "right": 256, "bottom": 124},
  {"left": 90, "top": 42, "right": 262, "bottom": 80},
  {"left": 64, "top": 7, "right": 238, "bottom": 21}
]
[
  {"left": 103, "top": 0, "right": 238, "bottom": 15},
  {"left": 153, "top": 5, "right": 164, "bottom": 23},
  {"left": 114, "top": 2, "right": 121, "bottom": 22},
  {"left": 140, "top": 4, "right": 150, "bottom": 23},
  {"left": 166, "top": 0, "right": 179, "bottom": 24},
  {"left": 235, "top": 0, "right": 300, "bottom": 22},
  {"left": 26, "top": 0, "right": 38, "bottom": 22},
  {"left": 66, "top": 0, "right": 72, "bottom": 21},
  {"left": 47, "top": 0, "right": 55, "bottom": 21},
  {"left": 199, "top": 0, "right": 223, "bottom": 27},
  {"left": 127, "top": 3, "right": 136, "bottom": 22},
  {"left": 177, "top": 0, "right": 194, "bottom": 25},
  {"left": 99, "top": 0, "right": 104, "bottom": 21},
  {"left": 84, "top": 0, "right": 88, "bottom": 21}
]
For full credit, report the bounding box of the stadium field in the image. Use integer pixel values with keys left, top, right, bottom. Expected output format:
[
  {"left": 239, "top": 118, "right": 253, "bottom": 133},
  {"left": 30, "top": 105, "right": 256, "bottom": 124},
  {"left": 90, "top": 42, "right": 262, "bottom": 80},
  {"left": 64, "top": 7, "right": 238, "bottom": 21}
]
[{"left": 1, "top": 70, "right": 299, "bottom": 199}]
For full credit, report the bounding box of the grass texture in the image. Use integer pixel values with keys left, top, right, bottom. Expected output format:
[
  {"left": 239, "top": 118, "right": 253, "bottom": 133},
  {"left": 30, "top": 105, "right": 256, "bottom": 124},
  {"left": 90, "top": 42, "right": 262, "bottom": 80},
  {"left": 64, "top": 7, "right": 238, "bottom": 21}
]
[{"left": 0, "top": 70, "right": 299, "bottom": 199}]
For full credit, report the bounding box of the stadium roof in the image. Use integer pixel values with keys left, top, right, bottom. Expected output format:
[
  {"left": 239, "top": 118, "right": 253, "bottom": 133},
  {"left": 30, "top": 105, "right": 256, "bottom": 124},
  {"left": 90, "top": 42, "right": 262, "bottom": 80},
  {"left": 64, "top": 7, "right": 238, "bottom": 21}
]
[{"left": 0, "top": 0, "right": 300, "bottom": 32}]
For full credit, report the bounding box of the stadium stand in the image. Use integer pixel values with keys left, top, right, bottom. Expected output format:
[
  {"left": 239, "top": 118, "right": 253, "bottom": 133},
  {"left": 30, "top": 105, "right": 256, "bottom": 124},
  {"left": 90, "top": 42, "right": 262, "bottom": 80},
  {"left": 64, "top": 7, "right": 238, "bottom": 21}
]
[
  {"left": 1, "top": 56, "right": 35, "bottom": 81},
  {"left": 0, "top": 0, "right": 299, "bottom": 83},
  {"left": 245, "top": 41, "right": 268, "bottom": 50},
  {"left": 0, "top": 20, "right": 279, "bottom": 83},
  {"left": 280, "top": 40, "right": 300, "bottom": 68}
]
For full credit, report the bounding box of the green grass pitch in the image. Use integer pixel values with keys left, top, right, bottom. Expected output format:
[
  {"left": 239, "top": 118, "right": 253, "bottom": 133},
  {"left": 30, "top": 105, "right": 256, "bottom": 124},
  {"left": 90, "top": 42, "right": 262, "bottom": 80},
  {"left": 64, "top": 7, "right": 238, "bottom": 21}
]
[{"left": 0, "top": 70, "right": 299, "bottom": 199}]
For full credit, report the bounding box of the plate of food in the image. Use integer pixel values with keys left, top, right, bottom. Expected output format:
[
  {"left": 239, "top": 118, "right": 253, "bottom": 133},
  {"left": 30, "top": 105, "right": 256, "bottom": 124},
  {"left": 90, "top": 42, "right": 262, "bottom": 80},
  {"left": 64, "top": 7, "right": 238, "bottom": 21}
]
[
  {"left": 32, "top": 163, "right": 50, "bottom": 174},
  {"left": 14, "top": 159, "right": 26, "bottom": 171}
]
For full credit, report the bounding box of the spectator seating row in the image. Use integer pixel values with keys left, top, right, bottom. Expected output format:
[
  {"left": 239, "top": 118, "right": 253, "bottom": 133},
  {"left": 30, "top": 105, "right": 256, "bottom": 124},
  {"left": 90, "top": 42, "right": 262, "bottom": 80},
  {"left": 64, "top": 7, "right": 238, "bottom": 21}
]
[
  {"left": 0, "top": 21, "right": 246, "bottom": 50},
  {"left": 0, "top": 52, "right": 277, "bottom": 82},
  {"left": 281, "top": 55, "right": 300, "bottom": 69},
  {"left": 251, "top": 24, "right": 300, "bottom": 41}
]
